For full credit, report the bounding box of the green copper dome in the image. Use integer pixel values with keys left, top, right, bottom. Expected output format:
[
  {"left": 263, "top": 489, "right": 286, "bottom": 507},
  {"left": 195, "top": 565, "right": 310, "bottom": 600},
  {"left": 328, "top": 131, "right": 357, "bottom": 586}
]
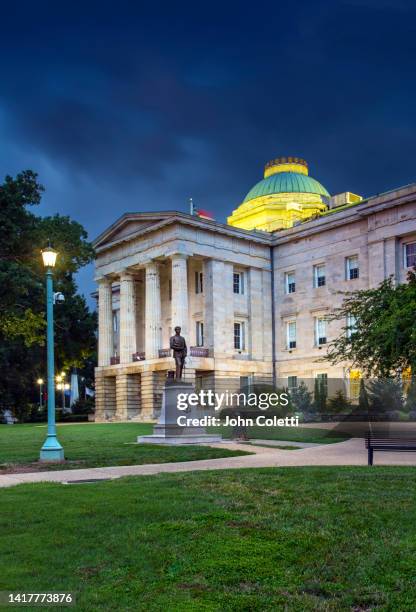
[{"left": 243, "top": 171, "right": 330, "bottom": 203}]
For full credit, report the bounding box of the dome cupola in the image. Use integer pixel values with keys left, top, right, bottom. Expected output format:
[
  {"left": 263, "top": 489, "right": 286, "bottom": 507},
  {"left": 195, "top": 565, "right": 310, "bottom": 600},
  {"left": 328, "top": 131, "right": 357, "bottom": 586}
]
[{"left": 228, "top": 156, "right": 330, "bottom": 232}]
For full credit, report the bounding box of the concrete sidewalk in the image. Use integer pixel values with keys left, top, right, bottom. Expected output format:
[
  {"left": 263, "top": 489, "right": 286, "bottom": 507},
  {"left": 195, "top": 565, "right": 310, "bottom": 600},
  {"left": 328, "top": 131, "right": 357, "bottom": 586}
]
[{"left": 1, "top": 439, "right": 416, "bottom": 488}]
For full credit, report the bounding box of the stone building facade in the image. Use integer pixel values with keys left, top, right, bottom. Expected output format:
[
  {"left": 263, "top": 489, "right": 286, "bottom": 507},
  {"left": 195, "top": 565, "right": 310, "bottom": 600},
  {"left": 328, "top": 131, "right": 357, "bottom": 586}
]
[{"left": 93, "top": 158, "right": 416, "bottom": 421}]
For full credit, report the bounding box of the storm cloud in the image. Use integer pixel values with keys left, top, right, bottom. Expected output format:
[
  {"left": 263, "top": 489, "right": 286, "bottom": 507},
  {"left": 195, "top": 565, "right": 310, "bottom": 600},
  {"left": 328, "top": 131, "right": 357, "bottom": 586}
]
[{"left": 1, "top": 0, "right": 415, "bottom": 301}]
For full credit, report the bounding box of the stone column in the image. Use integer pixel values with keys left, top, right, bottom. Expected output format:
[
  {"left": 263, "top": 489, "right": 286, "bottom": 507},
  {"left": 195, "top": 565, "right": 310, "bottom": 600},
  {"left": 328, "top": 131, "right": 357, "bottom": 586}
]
[
  {"left": 145, "top": 262, "right": 162, "bottom": 359},
  {"left": 171, "top": 254, "right": 189, "bottom": 338},
  {"left": 119, "top": 271, "right": 137, "bottom": 364},
  {"left": 203, "top": 259, "right": 234, "bottom": 358},
  {"left": 98, "top": 277, "right": 114, "bottom": 366}
]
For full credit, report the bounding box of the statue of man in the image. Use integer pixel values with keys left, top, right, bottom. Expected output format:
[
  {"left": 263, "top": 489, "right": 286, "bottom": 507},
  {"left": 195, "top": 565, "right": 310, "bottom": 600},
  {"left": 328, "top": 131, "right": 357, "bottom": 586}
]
[{"left": 169, "top": 326, "right": 187, "bottom": 379}]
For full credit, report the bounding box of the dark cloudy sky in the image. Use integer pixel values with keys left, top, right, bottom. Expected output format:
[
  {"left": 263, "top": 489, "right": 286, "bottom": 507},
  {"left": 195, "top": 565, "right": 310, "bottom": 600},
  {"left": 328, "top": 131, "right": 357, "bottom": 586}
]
[{"left": 1, "top": 0, "right": 415, "bottom": 305}]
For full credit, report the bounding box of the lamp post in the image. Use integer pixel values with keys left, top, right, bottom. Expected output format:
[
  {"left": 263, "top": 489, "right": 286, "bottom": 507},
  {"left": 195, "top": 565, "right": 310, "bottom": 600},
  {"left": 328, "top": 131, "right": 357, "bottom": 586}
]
[
  {"left": 37, "top": 378, "right": 44, "bottom": 410},
  {"left": 39, "top": 244, "right": 64, "bottom": 462}
]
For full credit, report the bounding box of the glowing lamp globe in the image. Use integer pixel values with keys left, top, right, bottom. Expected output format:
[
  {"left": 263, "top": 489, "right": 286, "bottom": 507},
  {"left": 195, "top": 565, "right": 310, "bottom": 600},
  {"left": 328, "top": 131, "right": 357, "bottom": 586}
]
[
  {"left": 37, "top": 378, "right": 44, "bottom": 385},
  {"left": 41, "top": 245, "right": 58, "bottom": 268}
]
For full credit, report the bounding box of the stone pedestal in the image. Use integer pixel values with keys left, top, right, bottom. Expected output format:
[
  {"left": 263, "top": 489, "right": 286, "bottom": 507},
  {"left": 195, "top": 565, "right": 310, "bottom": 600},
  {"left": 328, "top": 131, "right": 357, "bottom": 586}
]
[{"left": 138, "top": 381, "right": 222, "bottom": 445}]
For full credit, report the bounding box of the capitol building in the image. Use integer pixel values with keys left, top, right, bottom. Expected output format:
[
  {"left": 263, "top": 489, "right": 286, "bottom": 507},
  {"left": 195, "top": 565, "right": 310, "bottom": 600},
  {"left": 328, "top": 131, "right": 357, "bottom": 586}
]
[{"left": 93, "top": 157, "right": 416, "bottom": 421}]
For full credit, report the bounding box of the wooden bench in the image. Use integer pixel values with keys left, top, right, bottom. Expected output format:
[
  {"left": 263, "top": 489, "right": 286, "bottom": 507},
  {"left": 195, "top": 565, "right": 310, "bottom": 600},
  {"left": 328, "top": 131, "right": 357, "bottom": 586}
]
[{"left": 366, "top": 432, "right": 416, "bottom": 465}]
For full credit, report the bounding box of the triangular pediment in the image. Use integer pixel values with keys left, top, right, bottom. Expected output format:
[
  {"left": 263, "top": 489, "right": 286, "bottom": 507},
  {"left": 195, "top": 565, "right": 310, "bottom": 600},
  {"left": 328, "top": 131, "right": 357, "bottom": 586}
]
[{"left": 93, "top": 212, "right": 180, "bottom": 250}]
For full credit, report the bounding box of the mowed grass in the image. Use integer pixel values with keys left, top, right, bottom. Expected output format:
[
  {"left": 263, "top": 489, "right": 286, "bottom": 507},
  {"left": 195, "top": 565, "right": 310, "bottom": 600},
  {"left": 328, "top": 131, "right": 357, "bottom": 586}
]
[
  {"left": 1, "top": 467, "right": 416, "bottom": 610},
  {"left": 0, "top": 423, "right": 249, "bottom": 472},
  {"left": 212, "top": 424, "right": 349, "bottom": 445}
]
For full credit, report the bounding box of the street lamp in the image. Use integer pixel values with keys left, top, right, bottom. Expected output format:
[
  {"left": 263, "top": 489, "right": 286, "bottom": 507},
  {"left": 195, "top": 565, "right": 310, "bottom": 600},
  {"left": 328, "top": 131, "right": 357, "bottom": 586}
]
[
  {"left": 37, "top": 378, "right": 44, "bottom": 410},
  {"left": 39, "top": 243, "right": 64, "bottom": 462}
]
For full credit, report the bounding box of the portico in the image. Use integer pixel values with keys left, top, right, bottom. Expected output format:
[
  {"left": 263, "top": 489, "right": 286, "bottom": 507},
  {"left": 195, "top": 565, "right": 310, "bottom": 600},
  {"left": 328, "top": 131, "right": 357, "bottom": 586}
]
[{"left": 94, "top": 214, "right": 273, "bottom": 421}]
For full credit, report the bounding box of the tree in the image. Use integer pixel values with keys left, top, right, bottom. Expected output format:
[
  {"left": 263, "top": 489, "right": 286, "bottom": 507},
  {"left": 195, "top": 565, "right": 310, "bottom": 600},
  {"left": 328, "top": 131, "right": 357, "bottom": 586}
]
[
  {"left": 327, "top": 389, "right": 351, "bottom": 414},
  {"left": 0, "top": 171, "right": 46, "bottom": 345},
  {"left": 324, "top": 271, "right": 416, "bottom": 377},
  {"left": 291, "top": 381, "right": 313, "bottom": 414},
  {"left": 0, "top": 170, "right": 96, "bottom": 415},
  {"left": 314, "top": 378, "right": 327, "bottom": 413},
  {"left": 367, "top": 379, "right": 403, "bottom": 415},
  {"left": 405, "top": 377, "right": 416, "bottom": 413},
  {"left": 358, "top": 379, "right": 370, "bottom": 413}
]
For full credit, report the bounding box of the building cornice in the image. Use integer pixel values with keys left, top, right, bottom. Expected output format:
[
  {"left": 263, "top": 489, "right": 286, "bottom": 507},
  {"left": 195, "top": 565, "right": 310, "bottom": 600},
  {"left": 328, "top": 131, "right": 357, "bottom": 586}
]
[
  {"left": 93, "top": 211, "right": 272, "bottom": 253},
  {"left": 271, "top": 184, "right": 416, "bottom": 245},
  {"left": 93, "top": 183, "right": 416, "bottom": 253}
]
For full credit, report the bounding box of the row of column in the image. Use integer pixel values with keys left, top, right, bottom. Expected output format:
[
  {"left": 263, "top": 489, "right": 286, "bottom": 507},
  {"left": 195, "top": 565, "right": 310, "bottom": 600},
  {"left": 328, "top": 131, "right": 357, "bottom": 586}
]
[
  {"left": 98, "top": 254, "right": 188, "bottom": 366},
  {"left": 98, "top": 256, "right": 270, "bottom": 367}
]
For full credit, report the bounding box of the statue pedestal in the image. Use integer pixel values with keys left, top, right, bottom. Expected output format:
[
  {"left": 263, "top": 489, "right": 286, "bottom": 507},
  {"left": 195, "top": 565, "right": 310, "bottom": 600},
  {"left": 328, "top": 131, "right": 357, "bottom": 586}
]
[{"left": 138, "top": 381, "right": 222, "bottom": 445}]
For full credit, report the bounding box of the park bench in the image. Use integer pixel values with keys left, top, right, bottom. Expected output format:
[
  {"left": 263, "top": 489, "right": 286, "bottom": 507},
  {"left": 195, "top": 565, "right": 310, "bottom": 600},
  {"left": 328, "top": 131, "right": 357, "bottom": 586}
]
[{"left": 366, "top": 432, "right": 416, "bottom": 465}]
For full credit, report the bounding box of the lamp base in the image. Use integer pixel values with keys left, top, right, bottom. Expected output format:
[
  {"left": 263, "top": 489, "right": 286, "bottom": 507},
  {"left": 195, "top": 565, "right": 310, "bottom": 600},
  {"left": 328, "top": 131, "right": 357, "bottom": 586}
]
[{"left": 40, "top": 435, "right": 65, "bottom": 462}]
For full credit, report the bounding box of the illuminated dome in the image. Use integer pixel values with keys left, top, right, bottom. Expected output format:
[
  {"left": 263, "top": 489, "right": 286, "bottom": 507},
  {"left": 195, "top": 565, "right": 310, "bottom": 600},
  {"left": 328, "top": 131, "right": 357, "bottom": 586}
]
[{"left": 228, "top": 157, "right": 330, "bottom": 232}]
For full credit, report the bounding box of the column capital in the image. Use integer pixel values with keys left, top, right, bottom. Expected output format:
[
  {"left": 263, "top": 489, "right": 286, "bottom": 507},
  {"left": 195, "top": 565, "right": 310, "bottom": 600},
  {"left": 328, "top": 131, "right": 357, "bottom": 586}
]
[
  {"left": 145, "top": 260, "right": 161, "bottom": 274},
  {"left": 97, "top": 276, "right": 112, "bottom": 286},
  {"left": 120, "top": 270, "right": 135, "bottom": 283}
]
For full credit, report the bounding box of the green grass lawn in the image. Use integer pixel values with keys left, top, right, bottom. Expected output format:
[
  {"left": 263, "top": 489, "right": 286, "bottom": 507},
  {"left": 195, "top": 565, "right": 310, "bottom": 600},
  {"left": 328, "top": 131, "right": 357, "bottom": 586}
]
[
  {"left": 0, "top": 423, "right": 249, "bottom": 472},
  {"left": 1, "top": 467, "right": 416, "bottom": 610},
  {"left": 211, "top": 424, "right": 349, "bottom": 444}
]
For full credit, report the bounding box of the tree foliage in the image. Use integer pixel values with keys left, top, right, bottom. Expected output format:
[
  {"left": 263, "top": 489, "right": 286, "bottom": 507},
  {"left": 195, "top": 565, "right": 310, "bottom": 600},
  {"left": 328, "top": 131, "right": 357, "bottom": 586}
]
[
  {"left": 358, "top": 379, "right": 370, "bottom": 413},
  {"left": 325, "top": 271, "right": 416, "bottom": 377},
  {"left": 0, "top": 170, "right": 96, "bottom": 412},
  {"left": 290, "top": 381, "right": 313, "bottom": 414},
  {"left": 313, "top": 378, "right": 327, "bottom": 413},
  {"left": 327, "top": 389, "right": 351, "bottom": 414}
]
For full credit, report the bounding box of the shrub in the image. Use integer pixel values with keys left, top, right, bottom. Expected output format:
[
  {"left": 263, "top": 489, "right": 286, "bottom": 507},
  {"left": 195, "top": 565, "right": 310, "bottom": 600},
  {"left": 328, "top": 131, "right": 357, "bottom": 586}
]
[
  {"left": 290, "top": 381, "right": 314, "bottom": 414},
  {"left": 367, "top": 379, "right": 403, "bottom": 415},
  {"left": 327, "top": 390, "right": 352, "bottom": 414},
  {"left": 71, "top": 397, "right": 95, "bottom": 415}
]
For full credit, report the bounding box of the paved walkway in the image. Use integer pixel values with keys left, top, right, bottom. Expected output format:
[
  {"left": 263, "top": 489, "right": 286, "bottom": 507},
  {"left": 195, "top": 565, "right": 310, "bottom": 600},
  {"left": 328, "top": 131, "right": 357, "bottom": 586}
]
[
  {"left": 248, "top": 439, "right": 320, "bottom": 448},
  {"left": 1, "top": 438, "right": 416, "bottom": 488}
]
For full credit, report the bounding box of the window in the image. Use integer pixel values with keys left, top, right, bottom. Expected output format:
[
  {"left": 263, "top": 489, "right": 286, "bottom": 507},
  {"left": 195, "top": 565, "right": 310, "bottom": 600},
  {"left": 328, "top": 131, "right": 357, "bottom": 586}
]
[
  {"left": 313, "top": 264, "right": 326, "bottom": 287},
  {"left": 195, "top": 271, "right": 203, "bottom": 294},
  {"left": 346, "top": 314, "right": 357, "bottom": 338},
  {"left": 233, "top": 272, "right": 244, "bottom": 294},
  {"left": 196, "top": 321, "right": 204, "bottom": 347},
  {"left": 240, "top": 375, "right": 254, "bottom": 391},
  {"left": 286, "top": 321, "right": 297, "bottom": 349},
  {"left": 234, "top": 322, "right": 245, "bottom": 350},
  {"left": 288, "top": 376, "right": 298, "bottom": 391},
  {"left": 346, "top": 256, "right": 359, "bottom": 280},
  {"left": 316, "top": 373, "right": 328, "bottom": 394},
  {"left": 404, "top": 242, "right": 416, "bottom": 268},
  {"left": 285, "top": 272, "right": 296, "bottom": 294},
  {"left": 315, "top": 317, "right": 327, "bottom": 346},
  {"left": 168, "top": 280, "right": 172, "bottom": 301},
  {"left": 112, "top": 311, "right": 119, "bottom": 333}
]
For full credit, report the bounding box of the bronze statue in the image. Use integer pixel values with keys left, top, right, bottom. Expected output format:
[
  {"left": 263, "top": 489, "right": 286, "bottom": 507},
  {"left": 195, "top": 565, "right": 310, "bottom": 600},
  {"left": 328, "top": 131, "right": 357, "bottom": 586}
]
[{"left": 170, "top": 326, "right": 187, "bottom": 379}]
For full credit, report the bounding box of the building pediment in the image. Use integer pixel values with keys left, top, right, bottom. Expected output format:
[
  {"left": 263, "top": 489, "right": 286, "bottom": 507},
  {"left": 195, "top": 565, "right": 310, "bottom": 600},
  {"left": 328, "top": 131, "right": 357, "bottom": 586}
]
[
  {"left": 94, "top": 211, "right": 272, "bottom": 253},
  {"left": 93, "top": 212, "right": 180, "bottom": 251}
]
